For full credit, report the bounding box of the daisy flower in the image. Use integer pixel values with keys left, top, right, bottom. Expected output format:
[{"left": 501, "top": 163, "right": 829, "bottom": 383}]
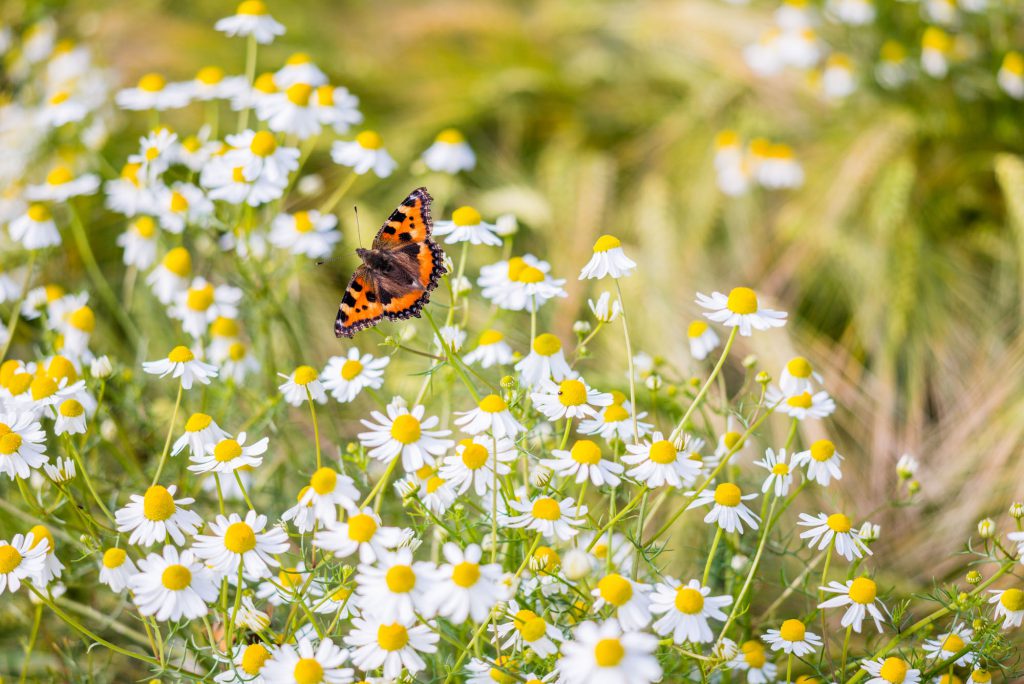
[
  {"left": 154, "top": 183, "right": 214, "bottom": 234},
  {"left": 541, "top": 439, "right": 624, "bottom": 487},
  {"left": 579, "top": 234, "right": 636, "bottom": 280},
  {"left": 311, "top": 84, "right": 362, "bottom": 133},
  {"left": 281, "top": 487, "right": 318, "bottom": 534},
  {"left": 696, "top": 287, "right": 787, "bottom": 337},
  {"left": 515, "top": 333, "right": 574, "bottom": 387},
  {"left": 331, "top": 131, "right": 397, "bottom": 178},
  {"left": 967, "top": 668, "right": 994, "bottom": 684},
  {"left": 261, "top": 637, "right": 352, "bottom": 684},
  {"left": 275, "top": 53, "right": 329, "bottom": 88},
  {"left": 798, "top": 512, "right": 872, "bottom": 561},
  {"left": 753, "top": 448, "right": 794, "bottom": 497},
  {"left": 557, "top": 619, "right": 662, "bottom": 684},
  {"left": 434, "top": 206, "right": 501, "bottom": 246},
  {"left": 650, "top": 578, "right": 732, "bottom": 643},
  {"left": 532, "top": 376, "right": 613, "bottom": 422},
  {"left": 413, "top": 471, "right": 457, "bottom": 516},
  {"left": 43, "top": 455, "right": 76, "bottom": 482},
  {"left": 478, "top": 255, "right": 567, "bottom": 312},
  {"left": 425, "top": 543, "right": 504, "bottom": 623},
  {"left": 182, "top": 66, "right": 247, "bottom": 103},
  {"left": 762, "top": 619, "right": 823, "bottom": 656},
  {"left": 313, "top": 585, "right": 358, "bottom": 619},
  {"left": 169, "top": 278, "right": 243, "bottom": 339},
  {"left": 767, "top": 386, "right": 836, "bottom": 420},
  {"left": 296, "top": 467, "right": 360, "bottom": 527},
  {"left": 315, "top": 507, "right": 403, "bottom": 564},
  {"left": 792, "top": 438, "right": 844, "bottom": 486},
  {"left": 354, "top": 549, "right": 436, "bottom": 623},
  {"left": 494, "top": 599, "right": 562, "bottom": 656},
  {"left": 215, "top": 1, "right": 285, "bottom": 43},
  {"left": 591, "top": 573, "right": 652, "bottom": 630},
  {"left": 463, "top": 329, "right": 514, "bottom": 368},
  {"left": 224, "top": 130, "right": 300, "bottom": 188},
  {"left": 861, "top": 657, "right": 921, "bottom": 684},
  {"left": 999, "top": 51, "right": 1024, "bottom": 100},
  {"left": 40, "top": 90, "right": 88, "bottom": 128},
  {"left": 345, "top": 617, "right": 438, "bottom": 680},
  {"left": 115, "top": 484, "right": 203, "bottom": 546},
  {"left": 129, "top": 546, "right": 217, "bottom": 622},
  {"left": 779, "top": 356, "right": 822, "bottom": 396},
  {"left": 105, "top": 162, "right": 156, "bottom": 217},
  {"left": 257, "top": 82, "right": 322, "bottom": 139},
  {"left": 454, "top": 394, "right": 525, "bottom": 439},
  {"left": 189, "top": 431, "right": 268, "bottom": 474},
  {"left": 142, "top": 345, "right": 218, "bottom": 389},
  {"left": 215, "top": 642, "right": 273, "bottom": 683},
  {"left": 25, "top": 165, "right": 100, "bottom": 201},
  {"left": 0, "top": 532, "right": 48, "bottom": 594},
  {"left": 27, "top": 526, "right": 62, "bottom": 584},
  {"left": 98, "top": 547, "right": 137, "bottom": 592},
  {"left": 128, "top": 128, "right": 177, "bottom": 181},
  {"left": 115, "top": 72, "right": 189, "bottom": 111},
  {"left": 421, "top": 129, "right": 476, "bottom": 173},
  {"left": 192, "top": 511, "right": 288, "bottom": 580},
  {"left": 622, "top": 432, "right": 701, "bottom": 489},
  {"left": 358, "top": 403, "right": 454, "bottom": 472},
  {"left": 278, "top": 365, "right": 327, "bottom": 406},
  {"left": 146, "top": 247, "right": 192, "bottom": 305},
  {"left": 201, "top": 155, "right": 285, "bottom": 207},
  {"left": 269, "top": 210, "right": 340, "bottom": 259},
  {"left": 172, "top": 412, "right": 230, "bottom": 459},
  {"left": 819, "top": 577, "right": 887, "bottom": 633},
  {"left": 321, "top": 349, "right": 389, "bottom": 403},
  {"left": 922, "top": 624, "right": 974, "bottom": 666},
  {"left": 989, "top": 588, "right": 1024, "bottom": 628},
  {"left": 731, "top": 640, "right": 777, "bottom": 684},
  {"left": 921, "top": 27, "right": 951, "bottom": 78},
  {"left": 578, "top": 393, "right": 653, "bottom": 443},
  {"left": 686, "top": 482, "right": 760, "bottom": 534},
  {"left": 0, "top": 412, "right": 48, "bottom": 480},
  {"left": 500, "top": 491, "right": 586, "bottom": 541},
  {"left": 439, "top": 436, "right": 516, "bottom": 497},
  {"left": 9, "top": 203, "right": 61, "bottom": 250},
  {"left": 588, "top": 291, "right": 622, "bottom": 323}
]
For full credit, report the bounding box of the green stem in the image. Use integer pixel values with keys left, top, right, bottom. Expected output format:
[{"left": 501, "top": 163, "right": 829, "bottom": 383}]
[
  {"left": 152, "top": 382, "right": 183, "bottom": 485},
  {"left": 669, "top": 326, "right": 738, "bottom": 444},
  {"left": 703, "top": 527, "right": 724, "bottom": 586},
  {"left": 0, "top": 251, "right": 36, "bottom": 363},
  {"left": 64, "top": 434, "right": 115, "bottom": 523},
  {"left": 19, "top": 604, "right": 42, "bottom": 684},
  {"left": 614, "top": 279, "right": 639, "bottom": 444},
  {"left": 307, "top": 388, "right": 322, "bottom": 470}
]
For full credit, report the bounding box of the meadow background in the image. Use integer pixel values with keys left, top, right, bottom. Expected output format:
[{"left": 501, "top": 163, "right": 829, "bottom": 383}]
[{"left": 3, "top": 0, "right": 1024, "bottom": 679}]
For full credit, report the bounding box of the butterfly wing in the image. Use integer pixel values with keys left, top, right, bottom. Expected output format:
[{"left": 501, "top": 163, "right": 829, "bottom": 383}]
[
  {"left": 373, "top": 186, "right": 435, "bottom": 249},
  {"left": 373, "top": 187, "right": 446, "bottom": 319},
  {"left": 334, "top": 265, "right": 385, "bottom": 338}
]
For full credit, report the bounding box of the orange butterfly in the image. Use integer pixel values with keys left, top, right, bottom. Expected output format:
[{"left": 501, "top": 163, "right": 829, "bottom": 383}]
[{"left": 334, "top": 187, "right": 447, "bottom": 337}]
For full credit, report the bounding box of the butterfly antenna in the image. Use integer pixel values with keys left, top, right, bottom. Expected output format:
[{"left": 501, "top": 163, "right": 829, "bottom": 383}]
[{"left": 354, "top": 206, "right": 364, "bottom": 249}]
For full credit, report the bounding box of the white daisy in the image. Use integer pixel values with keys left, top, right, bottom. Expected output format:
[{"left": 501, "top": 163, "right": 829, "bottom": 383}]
[
  {"left": 0, "top": 532, "right": 48, "bottom": 594},
  {"left": 97, "top": 547, "right": 137, "bottom": 592},
  {"left": 105, "top": 162, "right": 157, "bottom": 217},
  {"left": 354, "top": 549, "right": 437, "bottom": 623},
  {"left": 214, "top": 1, "right": 285, "bottom": 43},
  {"left": 312, "top": 85, "right": 362, "bottom": 134},
  {"left": 438, "top": 436, "right": 516, "bottom": 497},
  {"left": 223, "top": 130, "right": 301, "bottom": 189},
  {"left": 753, "top": 447, "right": 794, "bottom": 497},
  {"left": 256, "top": 564, "right": 323, "bottom": 607},
  {"left": 275, "top": 53, "right": 329, "bottom": 88},
  {"left": 686, "top": 482, "right": 760, "bottom": 534},
  {"left": 454, "top": 394, "right": 525, "bottom": 439},
  {"left": 314, "top": 507, "right": 403, "bottom": 564},
  {"left": 192, "top": 511, "right": 288, "bottom": 580},
  {"left": 321, "top": 349, "right": 389, "bottom": 403},
  {"left": 358, "top": 403, "right": 454, "bottom": 472},
  {"left": 116, "top": 216, "right": 159, "bottom": 269},
  {"left": 557, "top": 619, "right": 662, "bottom": 684},
  {"left": 425, "top": 543, "right": 504, "bottom": 623},
  {"left": 591, "top": 573, "right": 652, "bottom": 630},
  {"left": 434, "top": 206, "right": 501, "bottom": 246},
  {"left": 25, "top": 165, "right": 100, "bottom": 201},
  {"left": 922, "top": 625, "right": 975, "bottom": 666},
  {"left": 778, "top": 356, "right": 823, "bottom": 396},
  {"left": 989, "top": 588, "right": 1024, "bottom": 629},
  {"left": 169, "top": 278, "right": 243, "bottom": 339},
  {"left": 999, "top": 52, "right": 1024, "bottom": 100},
  {"left": 499, "top": 491, "right": 586, "bottom": 541},
  {"left": 295, "top": 467, "right": 360, "bottom": 527},
  {"left": 696, "top": 287, "right": 787, "bottom": 337},
  {"left": 345, "top": 616, "right": 438, "bottom": 681},
  {"left": 531, "top": 376, "right": 613, "bottom": 422},
  {"left": 650, "top": 578, "right": 732, "bottom": 644},
  {"left": 129, "top": 545, "right": 217, "bottom": 622},
  {"left": 154, "top": 183, "right": 214, "bottom": 234},
  {"left": 43, "top": 455, "right": 76, "bottom": 482},
  {"left": 861, "top": 656, "right": 921, "bottom": 684},
  {"left": 493, "top": 600, "right": 562, "bottom": 656},
  {"left": 798, "top": 512, "right": 871, "bottom": 561},
  {"left": 142, "top": 345, "right": 218, "bottom": 390},
  {"left": 730, "top": 640, "right": 778, "bottom": 684},
  {"left": 128, "top": 128, "right": 177, "bottom": 182},
  {"left": 767, "top": 386, "right": 836, "bottom": 420},
  {"left": 9, "top": 203, "right": 61, "bottom": 250},
  {"left": 621, "top": 432, "right": 701, "bottom": 489},
  {"left": 115, "top": 73, "right": 189, "bottom": 111},
  {"left": 761, "top": 619, "right": 823, "bottom": 656},
  {"left": 189, "top": 432, "right": 268, "bottom": 474},
  {"left": 261, "top": 637, "right": 353, "bottom": 684},
  {"left": 478, "top": 254, "right": 567, "bottom": 312},
  {"left": 685, "top": 320, "right": 720, "bottom": 361},
  {"left": 172, "top": 412, "right": 230, "bottom": 459},
  {"left": 146, "top": 247, "right": 193, "bottom": 305},
  {"left": 578, "top": 395, "right": 653, "bottom": 443},
  {"left": 256, "top": 82, "right": 322, "bottom": 139},
  {"left": 278, "top": 365, "right": 328, "bottom": 406},
  {"left": 115, "top": 485, "right": 203, "bottom": 546},
  {"left": 792, "top": 438, "right": 844, "bottom": 486},
  {"left": 182, "top": 66, "right": 247, "bottom": 102},
  {"left": 421, "top": 129, "right": 476, "bottom": 173},
  {"left": 462, "top": 329, "right": 514, "bottom": 369},
  {"left": 818, "top": 577, "right": 887, "bottom": 633},
  {"left": 269, "top": 210, "right": 341, "bottom": 259},
  {"left": 515, "top": 333, "right": 574, "bottom": 387},
  {"left": 541, "top": 439, "right": 624, "bottom": 487},
  {"left": 579, "top": 235, "right": 636, "bottom": 280},
  {"left": 331, "top": 131, "right": 397, "bottom": 178},
  {"left": 0, "top": 412, "right": 48, "bottom": 480},
  {"left": 215, "top": 642, "right": 273, "bottom": 683}
]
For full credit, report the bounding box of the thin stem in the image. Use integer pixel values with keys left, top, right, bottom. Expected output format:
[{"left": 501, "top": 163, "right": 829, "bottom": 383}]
[
  {"left": 64, "top": 434, "right": 116, "bottom": 524},
  {"left": 307, "top": 388, "right": 322, "bottom": 470},
  {"left": 19, "top": 604, "right": 42, "bottom": 684},
  {"left": 152, "top": 382, "right": 183, "bottom": 485},
  {"left": 0, "top": 251, "right": 36, "bottom": 363},
  {"left": 669, "top": 326, "right": 738, "bottom": 444},
  {"left": 614, "top": 279, "right": 639, "bottom": 444},
  {"left": 237, "top": 34, "right": 258, "bottom": 131},
  {"left": 715, "top": 495, "right": 778, "bottom": 646},
  {"left": 703, "top": 527, "right": 724, "bottom": 586},
  {"left": 234, "top": 470, "right": 256, "bottom": 511}
]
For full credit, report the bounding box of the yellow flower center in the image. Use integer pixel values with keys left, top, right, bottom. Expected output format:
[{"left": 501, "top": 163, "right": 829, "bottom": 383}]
[
  {"left": 827, "top": 513, "right": 852, "bottom": 533},
  {"left": 286, "top": 83, "right": 314, "bottom": 106},
  {"left": 46, "top": 165, "right": 73, "bottom": 185},
  {"left": 310, "top": 467, "right": 337, "bottom": 495},
  {"left": 169, "top": 191, "right": 189, "bottom": 213},
  {"left": 772, "top": 462, "right": 789, "bottom": 476},
  {"left": 426, "top": 476, "right": 445, "bottom": 494},
  {"left": 779, "top": 619, "right": 806, "bottom": 642},
  {"left": 347, "top": 514, "right": 377, "bottom": 542},
  {"left": 742, "top": 640, "right": 767, "bottom": 668},
  {"left": 452, "top": 561, "right": 480, "bottom": 588},
  {"left": 185, "top": 412, "right": 213, "bottom": 432},
  {"left": 377, "top": 623, "right": 409, "bottom": 651},
  {"left": 28, "top": 525, "right": 53, "bottom": 553},
  {"left": 315, "top": 85, "right": 334, "bottom": 105},
  {"left": 279, "top": 568, "right": 304, "bottom": 589},
  {"left": 59, "top": 399, "right": 84, "bottom": 418},
  {"left": 479, "top": 394, "right": 507, "bottom": 413},
  {"left": 236, "top": 0, "right": 267, "bottom": 15},
  {"left": 787, "top": 392, "right": 813, "bottom": 409},
  {"left": 970, "top": 669, "right": 991, "bottom": 684},
  {"left": 648, "top": 440, "right": 677, "bottom": 464},
  {"left": 286, "top": 52, "right": 312, "bottom": 65},
  {"left": 436, "top": 128, "right": 464, "bottom": 144},
  {"left": 726, "top": 287, "right": 758, "bottom": 315},
  {"left": 138, "top": 73, "right": 166, "bottom": 92},
  {"left": 29, "top": 373, "right": 56, "bottom": 400},
  {"left": 687, "top": 320, "right": 709, "bottom": 338},
  {"left": 232, "top": 167, "right": 247, "bottom": 183},
  {"left": 570, "top": 439, "right": 602, "bottom": 465},
  {"left": 506, "top": 257, "right": 527, "bottom": 280},
  {"left": 0, "top": 545, "right": 23, "bottom": 574},
  {"left": 182, "top": 136, "right": 202, "bottom": 152},
  {"left": 356, "top": 130, "right": 383, "bottom": 149},
  {"left": 162, "top": 247, "right": 192, "bottom": 277},
  {"left": 250, "top": 131, "right": 278, "bottom": 157},
  {"left": 50, "top": 91, "right": 70, "bottom": 105},
  {"left": 598, "top": 573, "right": 633, "bottom": 606},
  {"left": 338, "top": 358, "right": 363, "bottom": 380},
  {"left": 331, "top": 586, "right": 352, "bottom": 601},
  {"left": 293, "top": 658, "right": 324, "bottom": 684},
  {"left": 168, "top": 346, "right": 195, "bottom": 363},
  {"left": 210, "top": 317, "right": 239, "bottom": 338},
  {"left": 675, "top": 586, "right": 704, "bottom": 614},
  {"left": 514, "top": 610, "right": 547, "bottom": 641},
  {"left": 5, "top": 373, "right": 30, "bottom": 396},
  {"left": 292, "top": 365, "right": 319, "bottom": 385},
  {"left": 592, "top": 235, "right": 622, "bottom": 253},
  {"left": 532, "top": 333, "right": 561, "bottom": 356},
  {"left": 27, "top": 204, "right": 51, "bottom": 222},
  {"left": 0, "top": 431, "right": 22, "bottom": 455},
  {"left": 713, "top": 483, "right": 742, "bottom": 507},
  {"left": 1004, "top": 52, "right": 1024, "bottom": 76},
  {"left": 254, "top": 72, "right": 277, "bottom": 93},
  {"left": 478, "top": 329, "right": 504, "bottom": 346},
  {"left": 533, "top": 546, "right": 559, "bottom": 571},
  {"left": 516, "top": 266, "right": 545, "bottom": 283},
  {"left": 224, "top": 522, "right": 257, "bottom": 553},
  {"left": 594, "top": 638, "right": 625, "bottom": 667},
  {"left": 810, "top": 439, "right": 835, "bottom": 462},
  {"left": 849, "top": 577, "right": 877, "bottom": 604},
  {"left": 1001, "top": 588, "right": 1024, "bottom": 611},
  {"left": 941, "top": 634, "right": 964, "bottom": 652},
  {"left": 786, "top": 357, "right": 813, "bottom": 378},
  {"left": 67, "top": 305, "right": 95, "bottom": 332},
  {"left": 879, "top": 657, "right": 909, "bottom": 683},
  {"left": 489, "top": 657, "right": 516, "bottom": 684},
  {"left": 461, "top": 442, "right": 489, "bottom": 470},
  {"left": 293, "top": 211, "right": 315, "bottom": 233},
  {"left": 143, "top": 485, "right": 176, "bottom": 521},
  {"left": 196, "top": 66, "right": 223, "bottom": 85},
  {"left": 48, "top": 356, "right": 78, "bottom": 383},
  {"left": 121, "top": 162, "right": 142, "bottom": 185},
  {"left": 723, "top": 431, "right": 743, "bottom": 450},
  {"left": 186, "top": 283, "right": 215, "bottom": 311},
  {"left": 102, "top": 548, "right": 127, "bottom": 569},
  {"left": 385, "top": 565, "right": 416, "bottom": 593},
  {"left": 452, "top": 206, "right": 482, "bottom": 227},
  {"left": 602, "top": 404, "right": 629, "bottom": 422},
  {"left": 134, "top": 216, "right": 156, "bottom": 238},
  {"left": 558, "top": 379, "right": 588, "bottom": 407},
  {"left": 161, "top": 564, "right": 192, "bottom": 590},
  {"left": 240, "top": 643, "right": 271, "bottom": 675},
  {"left": 390, "top": 414, "right": 422, "bottom": 444},
  {"left": 228, "top": 342, "right": 247, "bottom": 361},
  {"left": 531, "top": 497, "right": 561, "bottom": 521}
]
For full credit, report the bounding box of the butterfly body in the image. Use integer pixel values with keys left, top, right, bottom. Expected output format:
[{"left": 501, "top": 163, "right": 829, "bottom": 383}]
[{"left": 334, "top": 187, "right": 446, "bottom": 337}]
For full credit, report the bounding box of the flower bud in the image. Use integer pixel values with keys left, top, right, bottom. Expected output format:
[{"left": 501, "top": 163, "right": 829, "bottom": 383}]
[
  {"left": 977, "top": 518, "right": 995, "bottom": 539},
  {"left": 713, "top": 637, "right": 738, "bottom": 661},
  {"left": 529, "top": 464, "right": 553, "bottom": 488},
  {"left": 755, "top": 371, "right": 771, "bottom": 385},
  {"left": 573, "top": 320, "right": 592, "bottom": 336},
  {"left": 858, "top": 521, "right": 880, "bottom": 542},
  {"left": 90, "top": 355, "right": 112, "bottom": 379},
  {"left": 452, "top": 275, "right": 473, "bottom": 295},
  {"left": 495, "top": 213, "right": 518, "bottom": 237},
  {"left": 730, "top": 554, "right": 749, "bottom": 572},
  {"left": 500, "top": 375, "right": 516, "bottom": 390},
  {"left": 896, "top": 453, "right": 918, "bottom": 480},
  {"left": 562, "top": 549, "right": 592, "bottom": 580},
  {"left": 908, "top": 480, "right": 920, "bottom": 495},
  {"left": 297, "top": 173, "right": 324, "bottom": 196},
  {"left": 1010, "top": 502, "right": 1024, "bottom": 519},
  {"left": 742, "top": 354, "right": 758, "bottom": 369},
  {"left": 645, "top": 374, "right": 662, "bottom": 391},
  {"left": 966, "top": 570, "right": 982, "bottom": 585}
]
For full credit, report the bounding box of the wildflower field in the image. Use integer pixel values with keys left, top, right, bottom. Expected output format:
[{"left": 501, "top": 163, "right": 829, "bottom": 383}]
[{"left": 3, "top": 0, "right": 1024, "bottom": 682}]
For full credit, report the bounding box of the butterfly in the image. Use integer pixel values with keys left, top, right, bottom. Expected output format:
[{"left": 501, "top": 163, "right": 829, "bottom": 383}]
[{"left": 334, "top": 187, "right": 447, "bottom": 338}]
